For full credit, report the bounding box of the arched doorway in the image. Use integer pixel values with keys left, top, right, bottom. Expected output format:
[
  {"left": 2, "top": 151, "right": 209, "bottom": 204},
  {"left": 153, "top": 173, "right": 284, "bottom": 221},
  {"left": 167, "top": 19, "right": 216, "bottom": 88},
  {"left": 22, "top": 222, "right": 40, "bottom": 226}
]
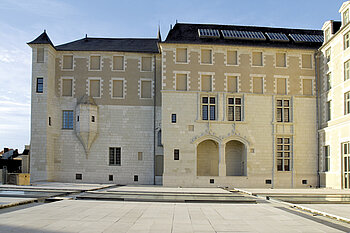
[
  {"left": 197, "top": 140, "right": 219, "bottom": 176},
  {"left": 225, "top": 140, "right": 246, "bottom": 176}
]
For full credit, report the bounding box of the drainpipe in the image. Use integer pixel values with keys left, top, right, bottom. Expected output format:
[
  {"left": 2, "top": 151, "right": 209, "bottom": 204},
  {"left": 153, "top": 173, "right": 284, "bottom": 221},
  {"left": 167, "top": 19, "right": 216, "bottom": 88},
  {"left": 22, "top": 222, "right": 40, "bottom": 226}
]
[
  {"left": 315, "top": 52, "right": 320, "bottom": 188},
  {"left": 153, "top": 53, "right": 157, "bottom": 185},
  {"left": 272, "top": 95, "right": 275, "bottom": 189}
]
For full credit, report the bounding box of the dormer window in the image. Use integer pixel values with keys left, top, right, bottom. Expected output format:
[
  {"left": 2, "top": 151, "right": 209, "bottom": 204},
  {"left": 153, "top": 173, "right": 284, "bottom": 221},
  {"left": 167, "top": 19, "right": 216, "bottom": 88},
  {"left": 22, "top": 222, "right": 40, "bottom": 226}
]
[
  {"left": 344, "top": 9, "right": 349, "bottom": 26},
  {"left": 325, "top": 28, "right": 331, "bottom": 43}
]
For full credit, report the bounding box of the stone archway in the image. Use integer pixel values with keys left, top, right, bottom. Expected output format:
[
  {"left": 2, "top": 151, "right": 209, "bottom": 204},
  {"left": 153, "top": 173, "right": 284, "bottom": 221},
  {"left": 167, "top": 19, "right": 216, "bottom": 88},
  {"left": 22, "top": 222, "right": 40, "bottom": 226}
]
[
  {"left": 225, "top": 140, "right": 246, "bottom": 176},
  {"left": 197, "top": 140, "right": 219, "bottom": 176}
]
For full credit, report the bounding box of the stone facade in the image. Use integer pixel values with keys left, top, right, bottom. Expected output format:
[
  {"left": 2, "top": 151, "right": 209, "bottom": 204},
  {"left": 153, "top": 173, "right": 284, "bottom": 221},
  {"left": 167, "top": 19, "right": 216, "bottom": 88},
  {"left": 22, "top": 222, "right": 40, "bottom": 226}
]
[{"left": 318, "top": 1, "right": 350, "bottom": 189}]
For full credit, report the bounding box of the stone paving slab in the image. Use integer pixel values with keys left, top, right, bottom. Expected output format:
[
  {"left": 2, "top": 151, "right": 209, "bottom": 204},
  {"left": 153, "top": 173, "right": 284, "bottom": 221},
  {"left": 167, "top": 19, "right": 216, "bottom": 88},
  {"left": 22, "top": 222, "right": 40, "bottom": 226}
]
[
  {"left": 0, "top": 197, "right": 36, "bottom": 208},
  {"left": 235, "top": 188, "right": 350, "bottom": 195},
  {"left": 0, "top": 182, "right": 115, "bottom": 191},
  {"left": 301, "top": 204, "right": 350, "bottom": 220},
  {"left": 0, "top": 199, "right": 349, "bottom": 233},
  {"left": 108, "top": 185, "right": 231, "bottom": 194}
]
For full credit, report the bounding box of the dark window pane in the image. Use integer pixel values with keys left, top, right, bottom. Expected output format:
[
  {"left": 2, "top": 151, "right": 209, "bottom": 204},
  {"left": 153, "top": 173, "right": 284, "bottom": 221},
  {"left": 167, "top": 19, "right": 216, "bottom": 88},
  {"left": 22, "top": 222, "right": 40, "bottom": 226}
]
[
  {"left": 36, "top": 78, "right": 43, "bottom": 93},
  {"left": 284, "top": 138, "right": 290, "bottom": 144},
  {"left": 202, "top": 105, "right": 208, "bottom": 120},
  {"left": 277, "top": 100, "right": 282, "bottom": 107},
  {"left": 284, "top": 152, "right": 290, "bottom": 157},
  {"left": 283, "top": 100, "right": 289, "bottom": 107},
  {"left": 235, "top": 106, "right": 241, "bottom": 121},
  {"left": 277, "top": 108, "right": 282, "bottom": 122},
  {"left": 174, "top": 149, "right": 179, "bottom": 160},
  {"left": 210, "top": 105, "right": 215, "bottom": 120},
  {"left": 283, "top": 108, "right": 290, "bottom": 122},
  {"left": 235, "top": 98, "right": 241, "bottom": 105},
  {"left": 277, "top": 138, "right": 283, "bottom": 144},
  {"left": 210, "top": 97, "right": 215, "bottom": 104},
  {"left": 228, "top": 106, "right": 234, "bottom": 121},
  {"left": 171, "top": 114, "right": 176, "bottom": 123},
  {"left": 277, "top": 152, "right": 283, "bottom": 157},
  {"left": 202, "top": 97, "right": 208, "bottom": 103},
  {"left": 277, "top": 159, "right": 282, "bottom": 171},
  {"left": 284, "top": 159, "right": 290, "bottom": 171},
  {"left": 228, "top": 98, "right": 234, "bottom": 104}
]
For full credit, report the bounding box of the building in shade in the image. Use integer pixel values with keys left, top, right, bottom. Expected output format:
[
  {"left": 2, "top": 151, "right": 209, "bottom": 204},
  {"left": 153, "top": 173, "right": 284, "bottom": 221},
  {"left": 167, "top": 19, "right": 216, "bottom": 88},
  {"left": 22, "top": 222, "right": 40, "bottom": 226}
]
[{"left": 27, "top": 1, "right": 350, "bottom": 189}]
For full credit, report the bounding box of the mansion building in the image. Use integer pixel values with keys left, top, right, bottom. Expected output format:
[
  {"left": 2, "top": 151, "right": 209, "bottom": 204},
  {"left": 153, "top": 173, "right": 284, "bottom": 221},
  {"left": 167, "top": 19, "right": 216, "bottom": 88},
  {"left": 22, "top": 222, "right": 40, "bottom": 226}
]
[{"left": 28, "top": 1, "right": 350, "bottom": 189}]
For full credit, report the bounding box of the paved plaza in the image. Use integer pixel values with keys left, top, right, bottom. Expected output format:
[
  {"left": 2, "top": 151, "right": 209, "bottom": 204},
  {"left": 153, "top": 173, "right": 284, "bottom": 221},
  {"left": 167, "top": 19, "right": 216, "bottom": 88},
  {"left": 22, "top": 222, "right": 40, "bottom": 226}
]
[{"left": 0, "top": 184, "right": 350, "bottom": 232}]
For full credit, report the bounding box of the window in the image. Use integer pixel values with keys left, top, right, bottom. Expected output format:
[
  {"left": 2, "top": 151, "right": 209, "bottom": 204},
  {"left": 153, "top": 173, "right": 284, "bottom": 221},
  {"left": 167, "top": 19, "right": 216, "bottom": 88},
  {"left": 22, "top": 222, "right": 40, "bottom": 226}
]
[
  {"left": 325, "top": 28, "right": 331, "bottom": 43},
  {"left": 345, "top": 60, "right": 350, "bottom": 80},
  {"left": 134, "top": 175, "right": 138, "bottom": 182},
  {"left": 345, "top": 32, "right": 350, "bottom": 50},
  {"left": 252, "top": 52, "right": 263, "bottom": 66},
  {"left": 174, "top": 149, "right": 179, "bottom": 160},
  {"left": 227, "top": 76, "right": 238, "bottom": 92},
  {"left": 227, "top": 97, "right": 242, "bottom": 121},
  {"left": 90, "top": 56, "right": 101, "bottom": 70},
  {"left": 344, "top": 9, "right": 349, "bottom": 26},
  {"left": 201, "top": 75, "right": 212, "bottom": 91},
  {"left": 62, "top": 55, "right": 73, "bottom": 70},
  {"left": 253, "top": 77, "right": 263, "bottom": 94},
  {"left": 302, "top": 79, "right": 313, "bottom": 95},
  {"left": 276, "top": 137, "right": 291, "bottom": 171},
  {"left": 109, "top": 175, "right": 113, "bottom": 181},
  {"left": 76, "top": 174, "right": 82, "bottom": 180},
  {"left": 276, "top": 78, "right": 287, "bottom": 95},
  {"left": 327, "top": 73, "right": 332, "bottom": 91},
  {"left": 36, "top": 77, "right": 43, "bottom": 93},
  {"left": 48, "top": 117, "right": 51, "bottom": 126},
  {"left": 276, "top": 53, "right": 286, "bottom": 67},
  {"left": 325, "top": 48, "right": 331, "bottom": 63},
  {"left": 37, "top": 48, "right": 44, "bottom": 63},
  {"left": 201, "top": 49, "right": 212, "bottom": 64},
  {"left": 140, "top": 80, "right": 152, "bottom": 98},
  {"left": 326, "top": 100, "right": 331, "bottom": 121},
  {"left": 176, "top": 48, "right": 187, "bottom": 63},
  {"left": 171, "top": 114, "right": 176, "bottom": 123},
  {"left": 141, "top": 57, "right": 152, "bottom": 71},
  {"left": 302, "top": 54, "right": 312, "bottom": 69},
  {"left": 343, "top": 142, "right": 350, "bottom": 189},
  {"left": 176, "top": 73, "right": 187, "bottom": 91},
  {"left": 91, "top": 116, "right": 95, "bottom": 122},
  {"left": 113, "top": 56, "right": 124, "bottom": 70},
  {"left": 324, "top": 146, "right": 330, "bottom": 172},
  {"left": 109, "top": 147, "right": 121, "bottom": 166},
  {"left": 62, "top": 110, "right": 74, "bottom": 129},
  {"left": 202, "top": 96, "right": 216, "bottom": 120},
  {"left": 345, "top": 92, "right": 350, "bottom": 115},
  {"left": 276, "top": 99, "right": 290, "bottom": 122},
  {"left": 227, "top": 50, "right": 238, "bottom": 65},
  {"left": 138, "top": 152, "right": 143, "bottom": 161},
  {"left": 112, "top": 79, "right": 124, "bottom": 98},
  {"left": 62, "top": 78, "right": 72, "bottom": 96},
  {"left": 157, "top": 130, "right": 162, "bottom": 146},
  {"left": 89, "top": 79, "right": 100, "bottom": 97}
]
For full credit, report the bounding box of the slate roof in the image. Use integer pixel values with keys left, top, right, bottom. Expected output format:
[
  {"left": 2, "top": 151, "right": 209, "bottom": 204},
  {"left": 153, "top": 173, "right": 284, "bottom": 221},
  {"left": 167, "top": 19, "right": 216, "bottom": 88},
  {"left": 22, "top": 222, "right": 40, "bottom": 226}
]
[
  {"left": 55, "top": 37, "right": 159, "bottom": 53},
  {"left": 27, "top": 30, "right": 55, "bottom": 47},
  {"left": 164, "top": 23, "right": 324, "bottom": 49}
]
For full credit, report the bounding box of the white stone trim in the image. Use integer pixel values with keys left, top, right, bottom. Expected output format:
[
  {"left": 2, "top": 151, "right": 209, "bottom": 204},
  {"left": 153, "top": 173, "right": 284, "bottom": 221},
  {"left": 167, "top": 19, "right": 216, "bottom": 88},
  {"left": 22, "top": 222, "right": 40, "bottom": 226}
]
[
  {"left": 200, "top": 48, "right": 213, "bottom": 65},
  {"left": 87, "top": 77, "right": 103, "bottom": 98},
  {"left": 173, "top": 71, "right": 191, "bottom": 91},
  {"left": 60, "top": 54, "right": 75, "bottom": 71},
  {"left": 300, "top": 76, "right": 316, "bottom": 95},
  {"left": 140, "top": 56, "right": 154, "bottom": 72},
  {"left": 274, "top": 75, "right": 290, "bottom": 95},
  {"left": 174, "top": 47, "right": 189, "bottom": 64},
  {"left": 225, "top": 49, "right": 240, "bottom": 66},
  {"left": 199, "top": 72, "right": 215, "bottom": 92},
  {"left": 110, "top": 77, "right": 126, "bottom": 99},
  {"left": 224, "top": 73, "right": 241, "bottom": 92},
  {"left": 88, "top": 54, "right": 102, "bottom": 71},
  {"left": 251, "top": 51, "right": 265, "bottom": 67},
  {"left": 59, "top": 76, "right": 75, "bottom": 97},
  {"left": 249, "top": 74, "right": 266, "bottom": 93},
  {"left": 111, "top": 55, "right": 126, "bottom": 71},
  {"left": 138, "top": 78, "right": 154, "bottom": 99}
]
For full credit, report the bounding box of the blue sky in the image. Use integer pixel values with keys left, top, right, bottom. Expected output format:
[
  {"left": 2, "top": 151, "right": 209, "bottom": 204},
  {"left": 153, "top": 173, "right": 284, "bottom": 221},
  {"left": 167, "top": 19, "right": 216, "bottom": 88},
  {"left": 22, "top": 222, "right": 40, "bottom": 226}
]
[{"left": 0, "top": 0, "right": 345, "bottom": 151}]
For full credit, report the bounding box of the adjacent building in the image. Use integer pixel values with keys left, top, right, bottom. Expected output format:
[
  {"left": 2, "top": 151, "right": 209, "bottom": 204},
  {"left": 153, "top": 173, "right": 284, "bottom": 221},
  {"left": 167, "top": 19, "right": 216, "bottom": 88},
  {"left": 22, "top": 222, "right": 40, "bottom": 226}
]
[
  {"left": 27, "top": 1, "right": 350, "bottom": 189},
  {"left": 319, "top": 1, "right": 350, "bottom": 189}
]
